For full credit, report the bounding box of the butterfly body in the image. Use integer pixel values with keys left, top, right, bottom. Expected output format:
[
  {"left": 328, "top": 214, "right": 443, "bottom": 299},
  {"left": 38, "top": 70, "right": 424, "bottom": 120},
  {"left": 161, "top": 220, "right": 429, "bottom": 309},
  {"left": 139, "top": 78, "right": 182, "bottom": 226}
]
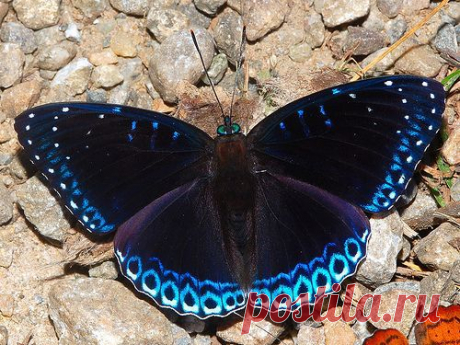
[{"left": 14, "top": 75, "right": 445, "bottom": 318}]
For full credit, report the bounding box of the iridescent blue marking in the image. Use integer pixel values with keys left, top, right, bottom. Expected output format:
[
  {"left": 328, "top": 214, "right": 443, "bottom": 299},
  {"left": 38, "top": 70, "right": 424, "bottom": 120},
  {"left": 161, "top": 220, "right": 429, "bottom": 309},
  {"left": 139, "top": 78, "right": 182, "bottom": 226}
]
[
  {"left": 142, "top": 269, "right": 161, "bottom": 297},
  {"left": 181, "top": 283, "right": 200, "bottom": 313},
  {"left": 297, "top": 109, "right": 304, "bottom": 118},
  {"left": 126, "top": 256, "right": 142, "bottom": 281},
  {"left": 325, "top": 119, "right": 332, "bottom": 127},
  {"left": 127, "top": 134, "right": 134, "bottom": 142},
  {"left": 332, "top": 88, "right": 340, "bottom": 95},
  {"left": 161, "top": 280, "right": 179, "bottom": 307},
  {"left": 113, "top": 106, "right": 122, "bottom": 114},
  {"left": 152, "top": 122, "right": 159, "bottom": 130},
  {"left": 279, "top": 122, "right": 286, "bottom": 130},
  {"left": 172, "top": 131, "right": 180, "bottom": 140},
  {"left": 131, "top": 121, "right": 137, "bottom": 131},
  {"left": 320, "top": 105, "right": 326, "bottom": 116}
]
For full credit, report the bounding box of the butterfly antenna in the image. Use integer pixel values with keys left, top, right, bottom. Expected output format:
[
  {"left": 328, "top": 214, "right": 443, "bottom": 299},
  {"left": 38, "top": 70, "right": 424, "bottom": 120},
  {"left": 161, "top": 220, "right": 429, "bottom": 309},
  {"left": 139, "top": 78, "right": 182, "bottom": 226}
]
[
  {"left": 190, "top": 30, "right": 226, "bottom": 120},
  {"left": 229, "top": 25, "right": 247, "bottom": 120}
]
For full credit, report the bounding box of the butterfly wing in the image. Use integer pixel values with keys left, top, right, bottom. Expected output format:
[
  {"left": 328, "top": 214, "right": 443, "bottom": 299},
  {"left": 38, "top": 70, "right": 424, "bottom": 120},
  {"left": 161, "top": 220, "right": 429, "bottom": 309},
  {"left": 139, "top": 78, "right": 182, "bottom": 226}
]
[
  {"left": 248, "top": 76, "right": 445, "bottom": 213},
  {"left": 114, "top": 179, "right": 245, "bottom": 318},
  {"left": 14, "top": 103, "right": 214, "bottom": 233}
]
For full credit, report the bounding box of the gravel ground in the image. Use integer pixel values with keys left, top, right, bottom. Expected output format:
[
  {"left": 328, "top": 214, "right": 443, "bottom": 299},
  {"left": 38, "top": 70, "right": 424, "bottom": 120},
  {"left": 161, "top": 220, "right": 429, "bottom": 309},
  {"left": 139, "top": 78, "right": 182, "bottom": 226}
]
[{"left": 0, "top": 0, "right": 459, "bottom": 344}]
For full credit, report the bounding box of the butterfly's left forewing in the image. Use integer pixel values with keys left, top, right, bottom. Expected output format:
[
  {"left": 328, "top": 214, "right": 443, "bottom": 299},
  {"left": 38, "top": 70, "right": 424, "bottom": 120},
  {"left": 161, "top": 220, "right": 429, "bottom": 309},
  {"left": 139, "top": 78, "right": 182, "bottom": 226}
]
[{"left": 14, "top": 103, "right": 214, "bottom": 233}]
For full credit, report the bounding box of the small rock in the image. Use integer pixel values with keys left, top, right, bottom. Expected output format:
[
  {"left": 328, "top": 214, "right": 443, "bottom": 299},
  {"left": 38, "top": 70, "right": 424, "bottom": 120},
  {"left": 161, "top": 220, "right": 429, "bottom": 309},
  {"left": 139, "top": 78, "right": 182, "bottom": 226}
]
[
  {"left": 72, "top": 0, "right": 108, "bottom": 20},
  {"left": 0, "top": 326, "right": 7, "bottom": 345},
  {"left": 146, "top": 8, "right": 190, "bottom": 43},
  {"left": 0, "top": 184, "right": 12, "bottom": 225},
  {"left": 385, "top": 16, "right": 407, "bottom": 44},
  {"left": 109, "top": 0, "right": 150, "bottom": 16},
  {"left": 398, "top": 237, "right": 411, "bottom": 261},
  {"left": 15, "top": 176, "right": 72, "bottom": 242},
  {"left": 304, "top": 11, "right": 326, "bottom": 48},
  {"left": 171, "top": 323, "right": 193, "bottom": 345},
  {"left": 91, "top": 64, "right": 124, "bottom": 89},
  {"left": 434, "top": 24, "right": 458, "bottom": 55},
  {"left": 324, "top": 317, "right": 356, "bottom": 344},
  {"left": 344, "top": 26, "right": 386, "bottom": 56},
  {"left": 177, "top": 2, "right": 212, "bottom": 29},
  {"left": 414, "top": 223, "right": 460, "bottom": 271},
  {"left": 201, "top": 53, "right": 228, "bottom": 85},
  {"left": 0, "top": 43, "right": 25, "bottom": 88},
  {"left": 86, "top": 89, "right": 107, "bottom": 103},
  {"left": 377, "top": 0, "right": 403, "bottom": 18},
  {"left": 297, "top": 324, "right": 325, "bottom": 345},
  {"left": 245, "top": 0, "right": 289, "bottom": 41},
  {"left": 88, "top": 49, "right": 118, "bottom": 66},
  {"left": 451, "top": 179, "right": 460, "bottom": 202},
  {"left": 400, "top": 192, "right": 438, "bottom": 230},
  {"left": 442, "top": 123, "right": 460, "bottom": 165},
  {"left": 193, "top": 334, "right": 212, "bottom": 345},
  {"left": 34, "top": 25, "right": 65, "bottom": 47},
  {"left": 321, "top": 0, "right": 370, "bottom": 28},
  {"left": 216, "top": 319, "right": 285, "bottom": 345},
  {"left": 0, "top": 294, "right": 13, "bottom": 317},
  {"left": 213, "top": 9, "right": 243, "bottom": 65},
  {"left": 362, "top": 2, "right": 387, "bottom": 32},
  {"left": 36, "top": 41, "right": 78, "bottom": 71},
  {"left": 0, "top": 22, "right": 37, "bottom": 54},
  {"left": 394, "top": 45, "right": 444, "bottom": 77},
  {"left": 88, "top": 261, "right": 118, "bottom": 279},
  {"left": 0, "top": 241, "right": 13, "bottom": 268},
  {"left": 13, "top": 0, "right": 61, "bottom": 30},
  {"left": 149, "top": 27, "right": 214, "bottom": 103},
  {"left": 440, "top": 260, "right": 460, "bottom": 305},
  {"left": 39, "top": 69, "right": 57, "bottom": 80},
  {"left": 48, "top": 278, "right": 177, "bottom": 344},
  {"left": 110, "top": 31, "right": 137, "bottom": 57},
  {"left": 420, "top": 270, "right": 450, "bottom": 311},
  {"left": 150, "top": 0, "right": 178, "bottom": 11},
  {"left": 289, "top": 42, "right": 313, "bottom": 62},
  {"left": 65, "top": 22, "right": 81, "bottom": 42},
  {"left": 356, "top": 210, "right": 404, "bottom": 287},
  {"left": 352, "top": 320, "right": 373, "bottom": 345},
  {"left": 193, "top": 0, "right": 226, "bottom": 15},
  {"left": 0, "top": 3, "right": 8, "bottom": 25},
  {"left": 401, "top": 0, "right": 430, "bottom": 16},
  {"left": 51, "top": 57, "right": 93, "bottom": 95},
  {"left": 0, "top": 80, "right": 41, "bottom": 118}
]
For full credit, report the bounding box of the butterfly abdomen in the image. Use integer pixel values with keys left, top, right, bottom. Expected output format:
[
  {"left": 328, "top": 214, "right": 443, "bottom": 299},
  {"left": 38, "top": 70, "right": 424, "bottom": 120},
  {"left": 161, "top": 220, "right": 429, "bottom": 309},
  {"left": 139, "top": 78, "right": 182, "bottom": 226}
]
[{"left": 213, "top": 134, "right": 257, "bottom": 289}]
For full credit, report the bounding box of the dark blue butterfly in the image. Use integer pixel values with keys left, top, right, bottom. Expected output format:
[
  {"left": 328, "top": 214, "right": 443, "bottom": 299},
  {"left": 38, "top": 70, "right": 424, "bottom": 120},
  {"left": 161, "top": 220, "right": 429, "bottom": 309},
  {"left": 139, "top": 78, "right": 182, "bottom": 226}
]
[{"left": 14, "top": 75, "right": 445, "bottom": 318}]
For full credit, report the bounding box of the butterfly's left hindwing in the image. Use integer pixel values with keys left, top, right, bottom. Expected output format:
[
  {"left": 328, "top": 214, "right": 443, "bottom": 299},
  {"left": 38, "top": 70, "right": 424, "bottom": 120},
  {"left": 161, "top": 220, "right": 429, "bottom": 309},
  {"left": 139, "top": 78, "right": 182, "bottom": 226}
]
[
  {"left": 249, "top": 76, "right": 445, "bottom": 213},
  {"left": 14, "top": 103, "right": 214, "bottom": 233}
]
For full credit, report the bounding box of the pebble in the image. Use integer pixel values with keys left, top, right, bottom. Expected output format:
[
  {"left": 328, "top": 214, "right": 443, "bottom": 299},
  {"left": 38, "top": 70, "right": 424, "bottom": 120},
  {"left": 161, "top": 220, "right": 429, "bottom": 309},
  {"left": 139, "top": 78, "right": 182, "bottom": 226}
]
[
  {"left": 34, "top": 25, "right": 65, "bottom": 47},
  {"left": 36, "top": 41, "right": 78, "bottom": 71},
  {"left": 420, "top": 270, "right": 450, "bottom": 311},
  {"left": 110, "top": 31, "right": 137, "bottom": 57},
  {"left": 304, "top": 11, "right": 326, "bottom": 48},
  {"left": 64, "top": 22, "right": 81, "bottom": 42},
  {"left": 0, "top": 294, "right": 14, "bottom": 318},
  {"left": 434, "top": 23, "right": 458, "bottom": 55},
  {"left": 88, "top": 49, "right": 118, "bottom": 66},
  {"left": 400, "top": 192, "right": 438, "bottom": 230},
  {"left": 324, "top": 317, "right": 356, "bottom": 344},
  {"left": 377, "top": 0, "right": 403, "bottom": 18},
  {"left": 289, "top": 42, "right": 313, "bottom": 62},
  {"left": 50, "top": 57, "right": 93, "bottom": 95},
  {"left": 72, "top": 0, "right": 108, "bottom": 20},
  {"left": 216, "top": 319, "right": 285, "bottom": 345},
  {"left": 146, "top": 8, "right": 190, "bottom": 43},
  {"left": 0, "top": 3, "right": 8, "bottom": 25},
  {"left": 356, "top": 210, "right": 404, "bottom": 287},
  {"left": 48, "top": 278, "right": 178, "bottom": 344},
  {"left": 177, "top": 2, "right": 212, "bottom": 28},
  {"left": 0, "top": 241, "right": 14, "bottom": 268},
  {"left": 86, "top": 89, "right": 108, "bottom": 103},
  {"left": 320, "top": 0, "right": 370, "bottom": 28},
  {"left": 245, "top": 0, "right": 289, "bottom": 41},
  {"left": 212, "top": 9, "right": 243, "bottom": 65},
  {"left": 109, "top": 0, "right": 150, "bottom": 16},
  {"left": 0, "top": 80, "right": 41, "bottom": 118},
  {"left": 451, "top": 179, "right": 460, "bottom": 202},
  {"left": 88, "top": 261, "right": 118, "bottom": 279},
  {"left": 297, "top": 324, "right": 325, "bottom": 345},
  {"left": 91, "top": 64, "right": 124, "bottom": 88},
  {"left": 385, "top": 16, "right": 407, "bottom": 44},
  {"left": 193, "top": 334, "right": 212, "bottom": 345},
  {"left": 149, "top": 27, "right": 214, "bottom": 103},
  {"left": 0, "top": 22, "right": 37, "bottom": 54},
  {"left": 441, "top": 261, "right": 460, "bottom": 305},
  {"left": 394, "top": 44, "right": 444, "bottom": 77},
  {"left": 194, "top": 0, "right": 226, "bottom": 15},
  {"left": 414, "top": 223, "right": 460, "bottom": 271},
  {"left": 0, "top": 326, "right": 6, "bottom": 345},
  {"left": 201, "top": 53, "right": 228, "bottom": 85},
  {"left": 13, "top": 0, "right": 61, "bottom": 30},
  {"left": 0, "top": 183, "right": 13, "bottom": 225},
  {"left": 15, "top": 176, "right": 72, "bottom": 242},
  {"left": 344, "top": 26, "right": 385, "bottom": 56},
  {"left": 442, "top": 126, "right": 460, "bottom": 165},
  {"left": 401, "top": 0, "right": 430, "bottom": 16},
  {"left": 0, "top": 43, "right": 25, "bottom": 88}
]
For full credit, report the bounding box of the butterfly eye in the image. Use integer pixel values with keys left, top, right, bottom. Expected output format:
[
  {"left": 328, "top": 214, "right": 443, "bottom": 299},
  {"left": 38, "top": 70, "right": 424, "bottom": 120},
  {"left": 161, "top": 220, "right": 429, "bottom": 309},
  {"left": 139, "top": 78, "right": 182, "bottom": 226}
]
[
  {"left": 217, "top": 125, "right": 227, "bottom": 136},
  {"left": 231, "top": 124, "right": 241, "bottom": 134},
  {"left": 216, "top": 124, "right": 241, "bottom": 136}
]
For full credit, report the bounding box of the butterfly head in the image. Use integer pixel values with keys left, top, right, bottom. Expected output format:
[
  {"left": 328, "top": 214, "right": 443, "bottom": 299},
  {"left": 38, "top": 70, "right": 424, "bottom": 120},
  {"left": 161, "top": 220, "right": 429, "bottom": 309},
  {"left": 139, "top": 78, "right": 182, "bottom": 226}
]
[{"left": 217, "top": 116, "right": 241, "bottom": 136}]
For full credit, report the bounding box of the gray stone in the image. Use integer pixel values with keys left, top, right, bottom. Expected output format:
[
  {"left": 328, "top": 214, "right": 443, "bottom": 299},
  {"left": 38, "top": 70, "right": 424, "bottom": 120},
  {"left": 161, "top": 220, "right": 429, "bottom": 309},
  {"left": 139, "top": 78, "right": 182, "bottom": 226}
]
[
  {"left": 86, "top": 89, "right": 107, "bottom": 103},
  {"left": 451, "top": 179, "right": 460, "bottom": 202},
  {"left": 48, "top": 278, "right": 178, "bottom": 344},
  {"left": 177, "top": 2, "right": 211, "bottom": 29},
  {"left": 414, "top": 223, "right": 460, "bottom": 271},
  {"left": 245, "top": 0, "right": 289, "bottom": 41},
  {"left": 304, "top": 11, "right": 326, "bottom": 48},
  {"left": 34, "top": 25, "right": 65, "bottom": 47},
  {"left": 64, "top": 22, "right": 81, "bottom": 43},
  {"left": 298, "top": 324, "right": 325, "bottom": 345},
  {"left": 356, "top": 210, "right": 404, "bottom": 287},
  {"left": 200, "top": 53, "right": 228, "bottom": 85},
  {"left": 420, "top": 270, "right": 450, "bottom": 312},
  {"left": 0, "top": 43, "right": 25, "bottom": 88},
  {"left": 0, "top": 3, "right": 7, "bottom": 26},
  {"left": 442, "top": 126, "right": 460, "bottom": 165},
  {"left": 216, "top": 319, "right": 285, "bottom": 345},
  {"left": 400, "top": 192, "right": 438, "bottom": 230},
  {"left": 193, "top": 334, "right": 212, "bottom": 345},
  {"left": 0, "top": 22, "right": 37, "bottom": 54},
  {"left": 149, "top": 28, "right": 214, "bottom": 103},
  {"left": 51, "top": 57, "right": 93, "bottom": 95},
  {"left": 385, "top": 16, "right": 407, "bottom": 44},
  {"left": 15, "top": 176, "right": 71, "bottom": 242},
  {"left": 434, "top": 24, "right": 458, "bottom": 55},
  {"left": 13, "top": 0, "right": 61, "bottom": 30},
  {"left": 440, "top": 260, "right": 460, "bottom": 305},
  {"left": 320, "top": 0, "right": 370, "bottom": 28},
  {"left": 0, "top": 326, "right": 6, "bottom": 345},
  {"left": 213, "top": 9, "right": 243, "bottom": 65},
  {"left": 344, "top": 26, "right": 385, "bottom": 56},
  {"left": 0, "top": 183, "right": 12, "bottom": 225},
  {"left": 36, "top": 41, "right": 77, "bottom": 71},
  {"left": 289, "top": 42, "right": 313, "bottom": 62},
  {"left": 401, "top": 0, "right": 430, "bottom": 16},
  {"left": 0, "top": 241, "right": 13, "bottom": 268},
  {"left": 398, "top": 237, "right": 411, "bottom": 261},
  {"left": 109, "top": 0, "right": 150, "bottom": 16},
  {"left": 193, "top": 0, "right": 226, "bottom": 15},
  {"left": 72, "top": 0, "right": 108, "bottom": 20},
  {"left": 91, "top": 64, "right": 124, "bottom": 89},
  {"left": 88, "top": 261, "right": 118, "bottom": 279},
  {"left": 150, "top": 0, "right": 178, "bottom": 11},
  {"left": 395, "top": 45, "right": 444, "bottom": 77},
  {"left": 377, "top": 0, "right": 403, "bottom": 18},
  {"left": 146, "top": 9, "right": 190, "bottom": 43}
]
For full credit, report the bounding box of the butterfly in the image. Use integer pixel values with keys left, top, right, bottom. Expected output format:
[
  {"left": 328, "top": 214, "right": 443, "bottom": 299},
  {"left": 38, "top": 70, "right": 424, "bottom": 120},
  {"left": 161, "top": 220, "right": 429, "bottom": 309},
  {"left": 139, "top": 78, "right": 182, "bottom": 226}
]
[{"left": 14, "top": 75, "right": 445, "bottom": 319}]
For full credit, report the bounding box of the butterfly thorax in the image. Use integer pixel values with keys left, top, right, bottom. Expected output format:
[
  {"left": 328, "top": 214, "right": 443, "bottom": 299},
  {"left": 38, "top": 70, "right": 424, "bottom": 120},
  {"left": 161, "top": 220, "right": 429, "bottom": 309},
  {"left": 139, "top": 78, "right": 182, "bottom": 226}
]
[{"left": 213, "top": 133, "right": 256, "bottom": 289}]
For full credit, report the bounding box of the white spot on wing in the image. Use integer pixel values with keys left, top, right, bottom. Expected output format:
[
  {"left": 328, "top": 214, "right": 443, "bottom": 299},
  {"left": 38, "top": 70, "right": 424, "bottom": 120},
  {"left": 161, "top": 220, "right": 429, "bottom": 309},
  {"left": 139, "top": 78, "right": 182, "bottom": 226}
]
[
  {"left": 62, "top": 107, "right": 69, "bottom": 112},
  {"left": 48, "top": 168, "right": 55, "bottom": 173},
  {"left": 34, "top": 155, "right": 40, "bottom": 160},
  {"left": 52, "top": 126, "right": 57, "bottom": 132},
  {"left": 28, "top": 113, "right": 35, "bottom": 118},
  {"left": 60, "top": 183, "right": 66, "bottom": 189},
  {"left": 402, "top": 99, "right": 407, "bottom": 103},
  {"left": 349, "top": 93, "right": 356, "bottom": 99},
  {"left": 422, "top": 81, "right": 428, "bottom": 87},
  {"left": 430, "top": 93, "right": 435, "bottom": 99},
  {"left": 25, "top": 125, "right": 30, "bottom": 131},
  {"left": 384, "top": 81, "right": 393, "bottom": 86}
]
